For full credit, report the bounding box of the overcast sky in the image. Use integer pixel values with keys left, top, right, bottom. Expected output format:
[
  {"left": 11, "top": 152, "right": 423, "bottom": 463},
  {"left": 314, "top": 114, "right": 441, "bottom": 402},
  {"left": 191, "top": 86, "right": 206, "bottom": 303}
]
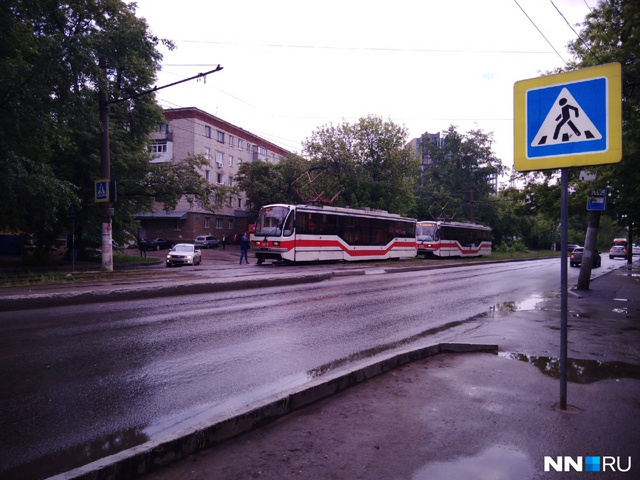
[{"left": 128, "top": 0, "right": 596, "bottom": 173}]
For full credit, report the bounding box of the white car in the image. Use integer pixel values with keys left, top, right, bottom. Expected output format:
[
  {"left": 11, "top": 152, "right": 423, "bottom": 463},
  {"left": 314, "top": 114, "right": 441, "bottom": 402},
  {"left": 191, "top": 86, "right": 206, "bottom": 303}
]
[
  {"left": 166, "top": 243, "right": 202, "bottom": 267},
  {"left": 633, "top": 244, "right": 640, "bottom": 256}
]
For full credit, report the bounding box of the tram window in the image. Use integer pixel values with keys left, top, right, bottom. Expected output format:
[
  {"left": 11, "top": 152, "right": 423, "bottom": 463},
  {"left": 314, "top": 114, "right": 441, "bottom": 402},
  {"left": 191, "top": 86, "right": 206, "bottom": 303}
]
[{"left": 283, "top": 212, "right": 294, "bottom": 236}]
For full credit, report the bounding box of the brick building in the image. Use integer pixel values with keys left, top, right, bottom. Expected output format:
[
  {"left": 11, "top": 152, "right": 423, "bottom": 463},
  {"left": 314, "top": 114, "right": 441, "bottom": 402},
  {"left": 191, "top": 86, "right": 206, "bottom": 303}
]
[{"left": 137, "top": 107, "right": 290, "bottom": 243}]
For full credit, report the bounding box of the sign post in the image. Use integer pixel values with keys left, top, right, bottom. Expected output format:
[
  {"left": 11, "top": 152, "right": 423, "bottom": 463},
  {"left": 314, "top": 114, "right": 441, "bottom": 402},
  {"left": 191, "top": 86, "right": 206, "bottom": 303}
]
[{"left": 514, "top": 63, "right": 622, "bottom": 411}]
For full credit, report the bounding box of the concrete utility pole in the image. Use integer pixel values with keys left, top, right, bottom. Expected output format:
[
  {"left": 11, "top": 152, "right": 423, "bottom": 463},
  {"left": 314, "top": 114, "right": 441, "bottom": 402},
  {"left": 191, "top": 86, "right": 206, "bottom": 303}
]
[
  {"left": 97, "top": 64, "right": 224, "bottom": 271},
  {"left": 99, "top": 57, "right": 113, "bottom": 271},
  {"left": 577, "top": 211, "right": 601, "bottom": 290}
]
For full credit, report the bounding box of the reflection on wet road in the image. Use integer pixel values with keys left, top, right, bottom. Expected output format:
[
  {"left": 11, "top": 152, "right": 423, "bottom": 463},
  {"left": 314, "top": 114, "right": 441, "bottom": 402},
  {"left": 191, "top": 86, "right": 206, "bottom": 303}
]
[{"left": 0, "top": 259, "right": 581, "bottom": 479}]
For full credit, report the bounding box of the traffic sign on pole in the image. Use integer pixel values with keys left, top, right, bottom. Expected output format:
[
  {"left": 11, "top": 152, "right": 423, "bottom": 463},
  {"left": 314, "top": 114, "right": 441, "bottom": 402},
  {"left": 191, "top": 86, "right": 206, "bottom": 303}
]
[
  {"left": 514, "top": 63, "right": 622, "bottom": 171},
  {"left": 95, "top": 179, "right": 109, "bottom": 203}
]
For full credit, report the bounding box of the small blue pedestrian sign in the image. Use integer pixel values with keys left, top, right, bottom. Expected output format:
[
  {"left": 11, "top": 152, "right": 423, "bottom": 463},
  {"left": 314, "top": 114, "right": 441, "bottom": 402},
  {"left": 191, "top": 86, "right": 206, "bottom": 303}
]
[
  {"left": 514, "top": 63, "right": 622, "bottom": 171},
  {"left": 587, "top": 189, "right": 606, "bottom": 211},
  {"left": 95, "top": 179, "right": 109, "bottom": 203}
]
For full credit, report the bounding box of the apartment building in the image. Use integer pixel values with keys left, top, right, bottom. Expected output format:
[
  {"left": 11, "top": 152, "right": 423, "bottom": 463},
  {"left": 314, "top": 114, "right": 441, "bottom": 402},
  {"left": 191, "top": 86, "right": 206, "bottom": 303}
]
[{"left": 138, "top": 107, "right": 290, "bottom": 243}]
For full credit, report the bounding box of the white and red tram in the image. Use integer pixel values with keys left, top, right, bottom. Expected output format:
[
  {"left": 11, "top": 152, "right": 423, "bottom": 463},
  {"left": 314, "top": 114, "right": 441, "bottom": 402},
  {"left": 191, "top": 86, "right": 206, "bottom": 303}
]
[
  {"left": 416, "top": 220, "right": 492, "bottom": 257},
  {"left": 252, "top": 204, "right": 417, "bottom": 263}
]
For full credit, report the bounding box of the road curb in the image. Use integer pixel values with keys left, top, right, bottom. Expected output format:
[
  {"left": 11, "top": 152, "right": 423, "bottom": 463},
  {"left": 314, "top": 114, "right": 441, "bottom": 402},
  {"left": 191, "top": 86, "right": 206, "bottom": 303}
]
[{"left": 48, "top": 342, "right": 498, "bottom": 480}]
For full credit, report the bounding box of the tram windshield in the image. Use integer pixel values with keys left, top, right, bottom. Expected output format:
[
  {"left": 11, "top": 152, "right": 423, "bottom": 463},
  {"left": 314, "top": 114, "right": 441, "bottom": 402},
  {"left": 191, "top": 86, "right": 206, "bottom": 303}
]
[
  {"left": 255, "top": 205, "right": 291, "bottom": 237},
  {"left": 417, "top": 222, "right": 437, "bottom": 241}
]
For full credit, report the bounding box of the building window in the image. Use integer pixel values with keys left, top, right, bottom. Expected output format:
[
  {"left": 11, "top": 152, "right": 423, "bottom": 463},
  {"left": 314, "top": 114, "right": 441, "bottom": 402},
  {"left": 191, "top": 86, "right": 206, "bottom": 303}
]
[
  {"left": 205, "top": 126, "right": 211, "bottom": 138},
  {"left": 215, "top": 218, "right": 223, "bottom": 229},
  {"left": 228, "top": 176, "right": 233, "bottom": 186},
  {"left": 173, "top": 219, "right": 181, "bottom": 231},
  {"left": 151, "top": 141, "right": 167, "bottom": 153},
  {"left": 204, "top": 217, "right": 211, "bottom": 229},
  {"left": 259, "top": 146, "right": 267, "bottom": 156},
  {"left": 228, "top": 219, "right": 234, "bottom": 230},
  {"left": 205, "top": 147, "right": 211, "bottom": 159},
  {"left": 238, "top": 198, "right": 242, "bottom": 208},
  {"left": 217, "top": 130, "right": 225, "bottom": 143},
  {"left": 205, "top": 169, "right": 210, "bottom": 181},
  {"left": 215, "top": 151, "right": 223, "bottom": 167},
  {"left": 228, "top": 155, "right": 234, "bottom": 167},
  {"left": 217, "top": 173, "right": 223, "bottom": 184},
  {"left": 246, "top": 142, "right": 251, "bottom": 152},
  {"left": 238, "top": 140, "right": 244, "bottom": 151},
  {"left": 229, "top": 135, "right": 235, "bottom": 147},
  {"left": 157, "top": 123, "right": 168, "bottom": 133}
]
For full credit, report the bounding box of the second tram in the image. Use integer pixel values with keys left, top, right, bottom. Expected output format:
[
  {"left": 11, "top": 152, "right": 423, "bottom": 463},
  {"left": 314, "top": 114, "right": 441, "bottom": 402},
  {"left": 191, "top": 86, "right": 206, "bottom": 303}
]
[
  {"left": 252, "top": 204, "right": 417, "bottom": 263},
  {"left": 416, "top": 220, "right": 492, "bottom": 257}
]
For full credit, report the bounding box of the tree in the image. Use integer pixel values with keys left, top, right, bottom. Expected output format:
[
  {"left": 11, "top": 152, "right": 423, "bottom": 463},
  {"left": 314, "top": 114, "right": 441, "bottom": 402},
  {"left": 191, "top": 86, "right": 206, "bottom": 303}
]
[
  {"left": 303, "top": 116, "right": 419, "bottom": 216},
  {"left": 414, "top": 126, "right": 504, "bottom": 226},
  {"left": 0, "top": 1, "right": 218, "bottom": 257}
]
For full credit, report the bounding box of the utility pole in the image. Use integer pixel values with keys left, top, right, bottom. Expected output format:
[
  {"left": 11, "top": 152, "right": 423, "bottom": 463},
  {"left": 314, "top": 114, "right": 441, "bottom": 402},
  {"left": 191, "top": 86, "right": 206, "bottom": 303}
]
[
  {"left": 96, "top": 63, "right": 223, "bottom": 271},
  {"left": 99, "top": 57, "right": 113, "bottom": 271}
]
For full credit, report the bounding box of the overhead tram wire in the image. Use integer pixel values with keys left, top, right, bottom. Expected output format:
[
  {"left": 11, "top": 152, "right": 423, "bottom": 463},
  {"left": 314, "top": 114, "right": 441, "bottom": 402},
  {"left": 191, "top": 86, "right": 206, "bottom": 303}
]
[
  {"left": 512, "top": 0, "right": 568, "bottom": 65},
  {"left": 549, "top": 0, "right": 602, "bottom": 64}
]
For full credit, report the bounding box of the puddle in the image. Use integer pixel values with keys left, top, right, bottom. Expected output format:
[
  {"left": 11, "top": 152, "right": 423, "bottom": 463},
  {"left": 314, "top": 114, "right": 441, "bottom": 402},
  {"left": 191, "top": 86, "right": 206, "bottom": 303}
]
[
  {"left": 499, "top": 352, "right": 640, "bottom": 383},
  {"left": 413, "top": 445, "right": 533, "bottom": 480},
  {"left": 612, "top": 307, "right": 628, "bottom": 314},
  {"left": 488, "top": 295, "right": 544, "bottom": 317}
]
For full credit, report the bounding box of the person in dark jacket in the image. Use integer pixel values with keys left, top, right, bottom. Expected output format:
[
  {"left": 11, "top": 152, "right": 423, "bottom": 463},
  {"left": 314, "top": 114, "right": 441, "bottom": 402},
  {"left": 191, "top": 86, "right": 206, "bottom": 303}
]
[
  {"left": 139, "top": 238, "right": 148, "bottom": 257},
  {"left": 239, "top": 233, "right": 250, "bottom": 264}
]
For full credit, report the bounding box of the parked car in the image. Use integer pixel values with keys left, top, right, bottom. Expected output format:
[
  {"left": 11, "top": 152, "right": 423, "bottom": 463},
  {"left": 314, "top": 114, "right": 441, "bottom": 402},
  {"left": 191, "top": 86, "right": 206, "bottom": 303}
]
[
  {"left": 194, "top": 235, "right": 220, "bottom": 249},
  {"left": 569, "top": 247, "right": 601, "bottom": 268},
  {"left": 567, "top": 244, "right": 580, "bottom": 253},
  {"left": 146, "top": 237, "right": 173, "bottom": 250},
  {"left": 166, "top": 243, "right": 202, "bottom": 267},
  {"left": 609, "top": 245, "right": 627, "bottom": 259},
  {"left": 632, "top": 244, "right": 640, "bottom": 256}
]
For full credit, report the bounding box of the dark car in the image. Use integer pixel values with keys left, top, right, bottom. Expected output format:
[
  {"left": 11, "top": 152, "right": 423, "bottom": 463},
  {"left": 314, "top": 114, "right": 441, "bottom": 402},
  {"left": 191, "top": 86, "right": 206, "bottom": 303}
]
[
  {"left": 194, "top": 235, "right": 220, "bottom": 249},
  {"left": 570, "top": 247, "right": 601, "bottom": 268},
  {"left": 609, "top": 245, "right": 627, "bottom": 259},
  {"left": 146, "top": 237, "right": 173, "bottom": 250}
]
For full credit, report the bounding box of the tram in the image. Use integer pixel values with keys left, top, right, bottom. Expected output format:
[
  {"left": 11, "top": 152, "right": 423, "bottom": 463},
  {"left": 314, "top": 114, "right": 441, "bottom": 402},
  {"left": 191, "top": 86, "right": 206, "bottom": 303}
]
[
  {"left": 252, "top": 204, "right": 417, "bottom": 263},
  {"left": 416, "top": 220, "right": 492, "bottom": 257}
]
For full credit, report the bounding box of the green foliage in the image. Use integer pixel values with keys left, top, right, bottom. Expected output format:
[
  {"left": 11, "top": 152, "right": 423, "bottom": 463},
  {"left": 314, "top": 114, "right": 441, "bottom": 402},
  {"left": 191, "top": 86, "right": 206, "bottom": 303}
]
[
  {"left": 493, "top": 240, "right": 529, "bottom": 254},
  {"left": 413, "top": 126, "right": 504, "bottom": 226},
  {"left": 303, "top": 116, "right": 419, "bottom": 216},
  {"left": 0, "top": 1, "right": 217, "bottom": 254},
  {"left": 238, "top": 117, "right": 419, "bottom": 218},
  {"left": 235, "top": 154, "right": 309, "bottom": 220}
]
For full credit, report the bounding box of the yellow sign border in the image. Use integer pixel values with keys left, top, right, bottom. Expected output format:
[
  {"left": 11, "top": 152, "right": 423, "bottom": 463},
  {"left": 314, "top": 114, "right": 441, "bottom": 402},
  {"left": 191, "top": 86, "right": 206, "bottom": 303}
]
[{"left": 514, "top": 63, "right": 622, "bottom": 171}]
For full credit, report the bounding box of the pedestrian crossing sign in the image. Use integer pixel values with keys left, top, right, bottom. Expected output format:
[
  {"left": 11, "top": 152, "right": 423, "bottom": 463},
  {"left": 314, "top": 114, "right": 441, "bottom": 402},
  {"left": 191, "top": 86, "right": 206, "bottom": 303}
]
[
  {"left": 514, "top": 63, "right": 621, "bottom": 171},
  {"left": 95, "top": 179, "right": 109, "bottom": 203}
]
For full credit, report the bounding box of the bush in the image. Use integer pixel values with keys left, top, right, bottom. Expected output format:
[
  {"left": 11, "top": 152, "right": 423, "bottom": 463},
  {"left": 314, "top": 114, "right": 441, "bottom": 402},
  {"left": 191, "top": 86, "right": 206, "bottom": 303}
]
[{"left": 494, "top": 240, "right": 529, "bottom": 254}]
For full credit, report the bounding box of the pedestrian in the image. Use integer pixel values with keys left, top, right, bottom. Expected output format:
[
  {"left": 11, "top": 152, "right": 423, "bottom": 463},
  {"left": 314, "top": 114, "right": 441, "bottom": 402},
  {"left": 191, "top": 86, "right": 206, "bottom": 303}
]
[
  {"left": 239, "top": 232, "right": 250, "bottom": 264},
  {"left": 139, "top": 237, "right": 148, "bottom": 257},
  {"left": 222, "top": 234, "right": 226, "bottom": 250}
]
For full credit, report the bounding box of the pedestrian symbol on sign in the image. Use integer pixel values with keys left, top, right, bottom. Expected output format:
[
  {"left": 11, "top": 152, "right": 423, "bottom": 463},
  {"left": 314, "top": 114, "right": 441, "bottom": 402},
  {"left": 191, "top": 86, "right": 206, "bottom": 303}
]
[
  {"left": 531, "top": 87, "right": 602, "bottom": 147},
  {"left": 95, "top": 179, "right": 109, "bottom": 203}
]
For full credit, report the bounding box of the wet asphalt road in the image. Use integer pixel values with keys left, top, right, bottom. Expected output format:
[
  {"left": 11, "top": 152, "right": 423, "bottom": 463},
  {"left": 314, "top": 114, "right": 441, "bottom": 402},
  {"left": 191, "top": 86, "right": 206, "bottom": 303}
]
[{"left": 0, "top": 257, "right": 621, "bottom": 479}]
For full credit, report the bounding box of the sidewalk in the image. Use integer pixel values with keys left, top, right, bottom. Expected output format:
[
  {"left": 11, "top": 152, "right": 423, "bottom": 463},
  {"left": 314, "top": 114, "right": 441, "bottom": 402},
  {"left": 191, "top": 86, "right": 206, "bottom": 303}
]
[{"left": 44, "top": 261, "right": 639, "bottom": 480}]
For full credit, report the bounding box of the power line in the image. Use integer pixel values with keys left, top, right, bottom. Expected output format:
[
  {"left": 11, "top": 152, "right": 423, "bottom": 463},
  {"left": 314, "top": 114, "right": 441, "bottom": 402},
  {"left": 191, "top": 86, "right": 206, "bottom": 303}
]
[
  {"left": 512, "top": 0, "right": 567, "bottom": 65},
  {"left": 549, "top": 0, "right": 602, "bottom": 63},
  {"left": 176, "top": 39, "right": 555, "bottom": 56}
]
